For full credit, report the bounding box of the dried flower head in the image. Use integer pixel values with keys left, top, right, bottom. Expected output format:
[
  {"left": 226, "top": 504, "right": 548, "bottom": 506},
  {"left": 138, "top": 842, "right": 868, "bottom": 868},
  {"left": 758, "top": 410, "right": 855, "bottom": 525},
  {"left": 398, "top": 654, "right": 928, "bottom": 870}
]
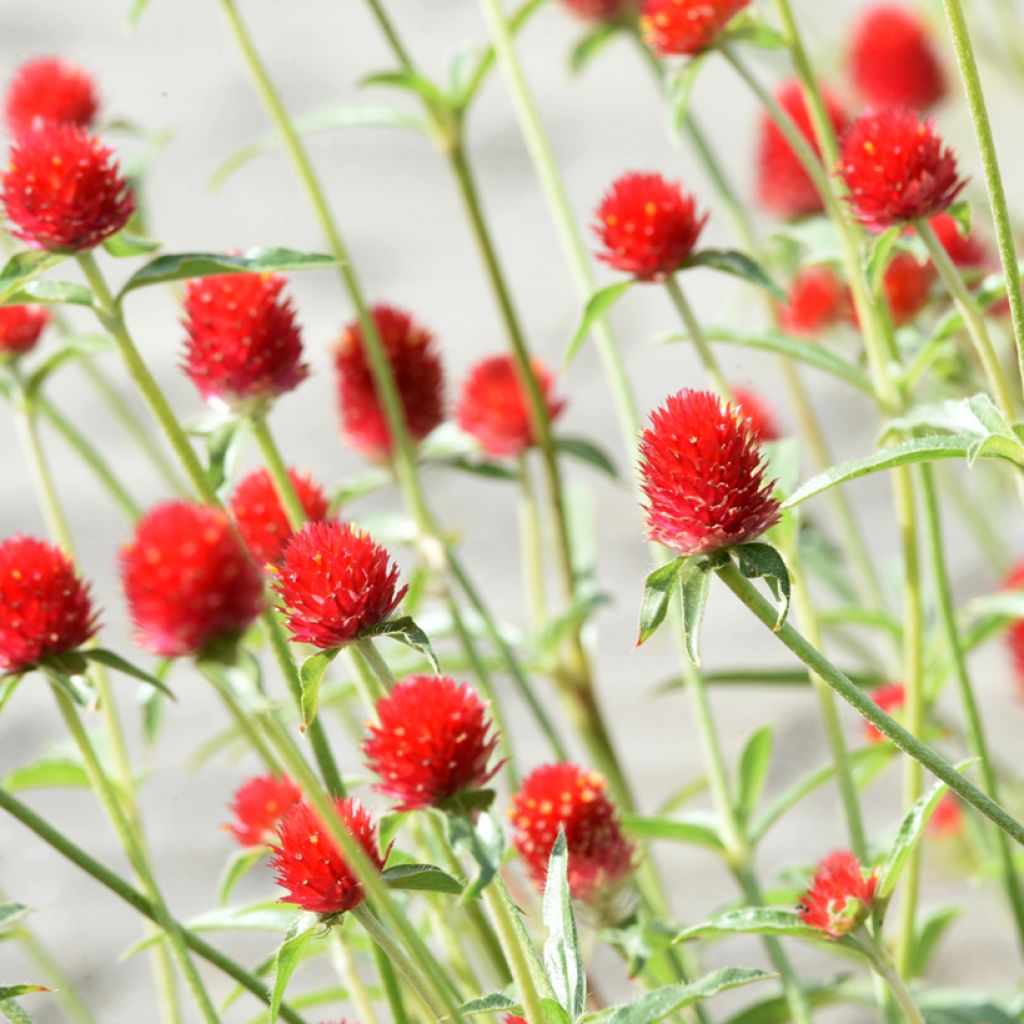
[
  {"left": 5, "top": 57, "right": 99, "bottom": 138},
  {"left": 227, "top": 774, "right": 303, "bottom": 848},
  {"left": 0, "top": 305, "right": 50, "bottom": 358},
  {"left": 641, "top": 0, "right": 750, "bottom": 57},
  {"left": 799, "top": 851, "right": 877, "bottom": 937}
]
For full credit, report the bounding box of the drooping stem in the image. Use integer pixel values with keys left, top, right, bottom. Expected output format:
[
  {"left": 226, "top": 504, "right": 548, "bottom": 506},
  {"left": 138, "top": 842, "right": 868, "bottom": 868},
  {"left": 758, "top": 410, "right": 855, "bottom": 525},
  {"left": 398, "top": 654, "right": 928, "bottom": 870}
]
[{"left": 663, "top": 276, "right": 732, "bottom": 398}]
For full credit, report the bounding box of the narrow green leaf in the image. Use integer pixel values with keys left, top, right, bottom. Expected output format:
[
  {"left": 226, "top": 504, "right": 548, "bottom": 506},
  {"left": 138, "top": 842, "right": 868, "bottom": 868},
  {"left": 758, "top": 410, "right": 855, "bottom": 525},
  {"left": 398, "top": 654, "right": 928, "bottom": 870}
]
[
  {"left": 83, "top": 649, "right": 176, "bottom": 698},
  {"left": 0, "top": 1000, "right": 37, "bottom": 1024},
  {"left": 0, "top": 904, "right": 31, "bottom": 934},
  {"left": 564, "top": 280, "right": 634, "bottom": 367},
  {"left": 679, "top": 559, "right": 713, "bottom": 666},
  {"left": 432, "top": 455, "right": 519, "bottom": 481},
  {"left": 675, "top": 908, "right": 822, "bottom": 944},
  {"left": 722, "top": 978, "right": 860, "bottom": 1024},
  {"left": 637, "top": 558, "right": 687, "bottom": 647},
  {"left": 382, "top": 863, "right": 464, "bottom": 896},
  {"left": 270, "top": 918, "right": 318, "bottom": 1024},
  {"left": 103, "top": 231, "right": 161, "bottom": 258},
  {"left": 882, "top": 394, "right": 1013, "bottom": 443},
  {"left": 543, "top": 830, "right": 586, "bottom": 1023},
  {"left": 365, "top": 616, "right": 439, "bottom": 672},
  {"left": 299, "top": 649, "right": 340, "bottom": 730},
  {"left": 909, "top": 905, "right": 961, "bottom": 979},
  {"left": 867, "top": 225, "right": 902, "bottom": 294},
  {"left": 125, "top": 0, "right": 152, "bottom": 28},
  {"left": 458, "top": 993, "right": 521, "bottom": 1016},
  {"left": 569, "top": 23, "right": 620, "bottom": 75},
  {"left": 204, "top": 417, "right": 251, "bottom": 495},
  {"left": 0, "top": 251, "right": 66, "bottom": 303},
  {"left": 667, "top": 52, "right": 709, "bottom": 136},
  {"left": 217, "top": 846, "right": 267, "bottom": 906},
  {"left": 735, "top": 726, "right": 773, "bottom": 825},
  {"left": 448, "top": 810, "right": 505, "bottom": 899},
  {"left": 360, "top": 69, "right": 453, "bottom": 111},
  {"left": 719, "top": 22, "right": 788, "bottom": 48},
  {"left": 330, "top": 467, "right": 393, "bottom": 512},
  {"left": 555, "top": 437, "right": 619, "bottom": 479},
  {"left": 0, "top": 675, "right": 26, "bottom": 716},
  {"left": 0, "top": 990, "right": 46, "bottom": 1001},
  {"left": 682, "top": 249, "right": 785, "bottom": 301},
  {"left": 1, "top": 281, "right": 95, "bottom": 308},
  {"left": 733, "top": 544, "right": 791, "bottom": 630},
  {"left": 1, "top": 757, "right": 90, "bottom": 793},
  {"left": 621, "top": 812, "right": 724, "bottom": 851}
]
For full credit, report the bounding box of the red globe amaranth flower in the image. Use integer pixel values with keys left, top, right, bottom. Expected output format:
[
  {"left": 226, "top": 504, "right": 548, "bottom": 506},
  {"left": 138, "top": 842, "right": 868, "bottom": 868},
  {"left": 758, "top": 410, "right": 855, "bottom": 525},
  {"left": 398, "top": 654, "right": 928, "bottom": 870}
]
[
  {"left": 271, "top": 797, "right": 386, "bottom": 915},
  {"left": 559, "top": 0, "right": 634, "bottom": 19},
  {"left": 639, "top": 389, "right": 781, "bottom": 557},
  {"left": 510, "top": 763, "right": 635, "bottom": 901},
  {"left": 273, "top": 521, "right": 407, "bottom": 650},
  {"left": 839, "top": 108, "right": 966, "bottom": 230},
  {"left": 799, "top": 851, "right": 877, "bottom": 938},
  {"left": 928, "top": 793, "right": 963, "bottom": 837},
  {"left": 778, "top": 267, "right": 851, "bottom": 337},
  {"left": 731, "top": 386, "right": 781, "bottom": 443},
  {"left": 227, "top": 774, "right": 303, "bottom": 848},
  {"left": 121, "top": 502, "right": 264, "bottom": 658},
  {"left": 230, "top": 467, "right": 330, "bottom": 568},
  {"left": 456, "top": 354, "right": 566, "bottom": 458},
  {"left": 929, "top": 213, "right": 988, "bottom": 270},
  {"left": 364, "top": 675, "right": 501, "bottom": 811},
  {"left": 181, "top": 273, "right": 309, "bottom": 410},
  {"left": 849, "top": 5, "right": 946, "bottom": 111},
  {"left": 757, "top": 81, "right": 848, "bottom": 220},
  {"left": 0, "top": 305, "right": 50, "bottom": 358},
  {"left": 883, "top": 252, "right": 934, "bottom": 326},
  {"left": 1002, "top": 563, "right": 1024, "bottom": 698},
  {"left": 2, "top": 124, "right": 134, "bottom": 252},
  {"left": 5, "top": 58, "right": 100, "bottom": 138},
  {"left": 593, "top": 172, "right": 708, "bottom": 281},
  {"left": 0, "top": 536, "right": 99, "bottom": 674},
  {"left": 864, "top": 682, "right": 906, "bottom": 742},
  {"left": 640, "top": 0, "right": 750, "bottom": 57},
  {"left": 333, "top": 304, "right": 445, "bottom": 459}
]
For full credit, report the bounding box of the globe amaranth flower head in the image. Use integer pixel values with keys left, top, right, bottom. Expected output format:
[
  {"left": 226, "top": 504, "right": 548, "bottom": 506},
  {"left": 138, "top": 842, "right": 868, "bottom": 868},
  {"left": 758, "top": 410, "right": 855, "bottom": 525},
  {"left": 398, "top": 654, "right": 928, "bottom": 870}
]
[
  {"left": 510, "top": 763, "right": 635, "bottom": 903},
  {"left": 227, "top": 774, "right": 303, "bottom": 848},
  {"left": 0, "top": 536, "right": 99, "bottom": 674},
  {"left": 798, "top": 851, "right": 877, "bottom": 938},
  {"left": 272, "top": 520, "right": 407, "bottom": 650},
  {"left": 839, "top": 108, "right": 966, "bottom": 230},
  {"left": 929, "top": 212, "right": 989, "bottom": 270},
  {"left": 881, "top": 252, "right": 934, "bottom": 326},
  {"left": 639, "top": 389, "right": 781, "bottom": 557},
  {"left": 120, "top": 501, "right": 265, "bottom": 658},
  {"left": 230, "top": 466, "right": 330, "bottom": 569},
  {"left": 731, "top": 386, "right": 781, "bottom": 443},
  {"left": 641, "top": 0, "right": 749, "bottom": 57},
  {"left": 849, "top": 5, "right": 946, "bottom": 112},
  {"left": 456, "top": 353, "right": 566, "bottom": 459},
  {"left": 593, "top": 171, "right": 708, "bottom": 282},
  {"left": 863, "top": 682, "right": 905, "bottom": 742},
  {"left": 558, "top": 0, "right": 635, "bottom": 20},
  {"left": 5, "top": 57, "right": 100, "bottom": 138},
  {"left": 181, "top": 272, "right": 309, "bottom": 412},
  {"left": 0, "top": 305, "right": 50, "bottom": 359},
  {"left": 1002, "top": 562, "right": 1024, "bottom": 699},
  {"left": 271, "top": 796, "right": 387, "bottom": 916},
  {"left": 333, "top": 304, "right": 445, "bottom": 459},
  {"left": 364, "top": 674, "right": 501, "bottom": 811},
  {"left": 778, "top": 267, "right": 852, "bottom": 337},
  {"left": 2, "top": 123, "right": 134, "bottom": 252}
]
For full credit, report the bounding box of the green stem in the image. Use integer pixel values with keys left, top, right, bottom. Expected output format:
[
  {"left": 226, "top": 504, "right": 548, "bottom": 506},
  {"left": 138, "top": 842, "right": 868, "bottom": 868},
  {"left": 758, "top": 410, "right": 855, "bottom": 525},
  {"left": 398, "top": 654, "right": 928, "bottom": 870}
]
[
  {"left": 354, "top": 637, "right": 398, "bottom": 693},
  {"left": 518, "top": 453, "right": 549, "bottom": 629},
  {"left": 371, "top": 944, "right": 410, "bottom": 1024},
  {"left": 332, "top": 930, "right": 381, "bottom": 1024},
  {"left": 856, "top": 937, "right": 926, "bottom": 1024},
  {"left": 663, "top": 276, "right": 732, "bottom": 398},
  {"left": 251, "top": 415, "right": 306, "bottom": 530},
  {"left": 199, "top": 661, "right": 283, "bottom": 773}
]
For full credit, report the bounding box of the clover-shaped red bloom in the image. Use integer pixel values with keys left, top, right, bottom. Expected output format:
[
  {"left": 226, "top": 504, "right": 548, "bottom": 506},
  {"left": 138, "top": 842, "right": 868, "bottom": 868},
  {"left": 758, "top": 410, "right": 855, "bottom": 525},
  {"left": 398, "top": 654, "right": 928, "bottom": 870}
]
[
  {"left": 273, "top": 521, "right": 407, "bottom": 650},
  {"left": 641, "top": 0, "right": 749, "bottom": 57},
  {"left": 456, "top": 354, "right": 566, "bottom": 458},
  {"left": 227, "top": 774, "right": 303, "bottom": 848},
  {"left": 731, "top": 386, "right": 781, "bottom": 443},
  {"left": 333, "top": 304, "right": 445, "bottom": 459},
  {"left": 0, "top": 305, "right": 50, "bottom": 357},
  {"left": 2, "top": 123, "right": 133, "bottom": 252},
  {"left": 121, "top": 502, "right": 264, "bottom": 658},
  {"left": 849, "top": 5, "right": 946, "bottom": 112},
  {"left": 0, "top": 536, "right": 99, "bottom": 674},
  {"left": 593, "top": 172, "right": 707, "bottom": 282},
  {"left": 799, "top": 851, "right": 877, "bottom": 937},
  {"left": 510, "top": 763, "right": 635, "bottom": 902},
  {"left": 1002, "top": 562, "right": 1024, "bottom": 698},
  {"left": 639, "top": 389, "right": 781, "bottom": 557},
  {"left": 864, "top": 682, "right": 905, "bottom": 743},
  {"left": 5, "top": 57, "right": 100, "bottom": 138},
  {"left": 230, "top": 467, "right": 330, "bottom": 569},
  {"left": 271, "top": 797, "right": 386, "bottom": 916},
  {"left": 778, "top": 267, "right": 851, "bottom": 337},
  {"left": 559, "top": 0, "right": 634, "bottom": 19},
  {"left": 364, "top": 675, "right": 501, "bottom": 811},
  {"left": 757, "top": 80, "right": 848, "bottom": 220},
  {"left": 840, "top": 108, "right": 966, "bottom": 230},
  {"left": 882, "top": 252, "right": 934, "bottom": 326},
  {"left": 930, "top": 213, "right": 988, "bottom": 270}
]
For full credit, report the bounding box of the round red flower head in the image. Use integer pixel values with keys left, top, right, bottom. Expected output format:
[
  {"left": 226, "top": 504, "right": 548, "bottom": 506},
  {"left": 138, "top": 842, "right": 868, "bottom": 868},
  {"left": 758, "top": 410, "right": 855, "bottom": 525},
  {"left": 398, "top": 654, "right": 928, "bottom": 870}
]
[
  {"left": 271, "top": 796, "right": 386, "bottom": 916},
  {"left": 928, "top": 793, "right": 963, "bottom": 837},
  {"left": 849, "top": 5, "right": 946, "bottom": 112},
  {"left": 121, "top": 502, "right": 264, "bottom": 658},
  {"left": 799, "top": 850, "right": 877, "bottom": 938},
  {"left": 778, "top": 267, "right": 851, "bottom": 337},
  {"left": 929, "top": 213, "right": 988, "bottom": 270},
  {"left": 0, "top": 305, "right": 50, "bottom": 359},
  {"left": 510, "top": 763, "right": 635, "bottom": 902},
  {"left": 882, "top": 252, "right": 934, "bottom": 326},
  {"left": 456, "top": 354, "right": 566, "bottom": 458},
  {"left": 0, "top": 536, "right": 99, "bottom": 674},
  {"left": 273, "top": 520, "right": 407, "bottom": 650},
  {"left": 1002, "top": 562, "right": 1024, "bottom": 698},
  {"left": 227, "top": 774, "right": 303, "bottom": 848},
  {"left": 593, "top": 171, "right": 707, "bottom": 282},
  {"left": 559, "top": 0, "right": 634, "bottom": 19},
  {"left": 2, "top": 123, "right": 134, "bottom": 252},
  {"left": 864, "top": 682, "right": 905, "bottom": 743},
  {"left": 839, "top": 108, "right": 966, "bottom": 230},
  {"left": 641, "top": 0, "right": 750, "bottom": 57},
  {"left": 731, "top": 386, "right": 781, "bottom": 443},
  {"left": 181, "top": 272, "right": 309, "bottom": 412},
  {"left": 5, "top": 57, "right": 100, "bottom": 138},
  {"left": 230, "top": 467, "right": 330, "bottom": 569},
  {"left": 333, "top": 304, "right": 445, "bottom": 459},
  {"left": 639, "top": 389, "right": 781, "bottom": 557},
  {"left": 364, "top": 675, "right": 501, "bottom": 811}
]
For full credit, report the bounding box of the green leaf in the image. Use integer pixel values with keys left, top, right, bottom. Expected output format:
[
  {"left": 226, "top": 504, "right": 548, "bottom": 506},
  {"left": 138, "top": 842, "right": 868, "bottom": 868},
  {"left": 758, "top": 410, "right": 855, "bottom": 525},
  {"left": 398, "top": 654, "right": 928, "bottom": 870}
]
[
  {"left": 882, "top": 393, "right": 1014, "bottom": 443},
  {"left": 360, "top": 69, "right": 453, "bottom": 111},
  {"left": 867, "top": 225, "right": 902, "bottom": 294},
  {"left": 126, "top": 0, "right": 153, "bottom": 28},
  {"left": 448, "top": 810, "right": 505, "bottom": 899},
  {"left": 103, "top": 231, "right": 161, "bottom": 258},
  {"left": 667, "top": 52, "right": 709, "bottom": 137},
  {"left": 0, "top": 674, "right": 24, "bottom": 716},
  {"left": 569, "top": 23, "right": 620, "bottom": 75},
  {"left": 1, "top": 281, "right": 95, "bottom": 308},
  {"left": 432, "top": 455, "right": 519, "bottom": 481},
  {"left": 25, "top": 334, "right": 113, "bottom": 397},
  {"left": 0, "top": 251, "right": 66, "bottom": 303},
  {"left": 719, "top": 21, "right": 788, "bottom": 49},
  {"left": 204, "top": 416, "right": 251, "bottom": 496},
  {"left": 679, "top": 559, "right": 713, "bottom": 666},
  {"left": 538, "top": 592, "right": 611, "bottom": 660},
  {"left": 621, "top": 812, "right": 724, "bottom": 851},
  {"left": 722, "top": 978, "right": 861, "bottom": 1024},
  {"left": 0, "top": 1000, "right": 37, "bottom": 1024},
  {"left": 735, "top": 726, "right": 773, "bottom": 825},
  {"left": 1, "top": 757, "right": 90, "bottom": 793},
  {"left": 382, "top": 863, "right": 464, "bottom": 896},
  {"left": 555, "top": 437, "right": 619, "bottom": 479},
  {"left": 564, "top": 280, "right": 634, "bottom": 367},
  {"left": 637, "top": 558, "right": 687, "bottom": 647},
  {"left": 365, "top": 616, "right": 439, "bottom": 672},
  {"left": 298, "top": 649, "right": 340, "bottom": 730},
  {"left": 0, "top": 990, "right": 46, "bottom": 1001},
  {"left": 676, "top": 908, "right": 823, "bottom": 944},
  {"left": 682, "top": 250, "right": 785, "bottom": 301},
  {"left": 217, "top": 846, "right": 267, "bottom": 906},
  {"left": 543, "top": 830, "right": 586, "bottom": 1023},
  {"left": 270, "top": 917, "right": 319, "bottom": 1024},
  {"left": 916, "top": 992, "right": 1021, "bottom": 1024},
  {"left": 458, "top": 993, "right": 521, "bottom": 1016},
  {"left": 330, "top": 467, "right": 393, "bottom": 512},
  {"left": 733, "top": 544, "right": 791, "bottom": 630},
  {"left": 83, "top": 649, "right": 176, "bottom": 698},
  {"left": 910, "top": 905, "right": 961, "bottom": 979},
  {"left": 0, "top": 904, "right": 31, "bottom": 935}
]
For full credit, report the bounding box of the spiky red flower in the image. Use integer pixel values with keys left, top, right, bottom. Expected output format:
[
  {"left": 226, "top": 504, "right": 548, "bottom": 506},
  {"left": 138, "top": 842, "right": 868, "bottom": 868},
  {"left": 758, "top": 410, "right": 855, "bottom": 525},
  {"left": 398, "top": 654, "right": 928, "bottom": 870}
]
[
  {"left": 456, "top": 354, "right": 566, "bottom": 458},
  {"left": 273, "top": 521, "right": 407, "bottom": 650},
  {"left": 883, "top": 252, "right": 934, "bottom": 326},
  {"left": 271, "top": 797, "right": 386, "bottom": 916},
  {"left": 849, "top": 5, "right": 946, "bottom": 112},
  {"left": 230, "top": 467, "right": 330, "bottom": 569},
  {"left": 640, "top": 0, "right": 750, "bottom": 57},
  {"left": 333, "top": 304, "right": 445, "bottom": 459},
  {"left": 757, "top": 81, "right": 848, "bottom": 220},
  {"left": 0, "top": 536, "right": 99, "bottom": 674},
  {"left": 928, "top": 793, "right": 963, "bottom": 837},
  {"left": 799, "top": 851, "right": 877, "bottom": 937},
  {"left": 1003, "top": 563, "right": 1024, "bottom": 698},
  {"left": 181, "top": 273, "right": 309, "bottom": 410},
  {"left": 778, "top": 267, "right": 851, "bottom": 337},
  {"left": 639, "top": 389, "right": 781, "bottom": 557},
  {"left": 839, "top": 108, "right": 966, "bottom": 230},
  {"left": 0, "top": 305, "right": 50, "bottom": 358},
  {"left": 5, "top": 58, "right": 100, "bottom": 138},
  {"left": 364, "top": 675, "right": 501, "bottom": 811},
  {"left": 2, "top": 123, "right": 133, "bottom": 252},
  {"left": 227, "top": 774, "right": 303, "bottom": 848},
  {"left": 120, "top": 502, "right": 264, "bottom": 658},
  {"left": 731, "top": 386, "right": 781, "bottom": 443},
  {"left": 559, "top": 0, "right": 634, "bottom": 19},
  {"left": 929, "top": 213, "right": 988, "bottom": 270},
  {"left": 510, "top": 763, "right": 635, "bottom": 901},
  {"left": 593, "top": 172, "right": 707, "bottom": 281},
  {"left": 864, "top": 682, "right": 905, "bottom": 742}
]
